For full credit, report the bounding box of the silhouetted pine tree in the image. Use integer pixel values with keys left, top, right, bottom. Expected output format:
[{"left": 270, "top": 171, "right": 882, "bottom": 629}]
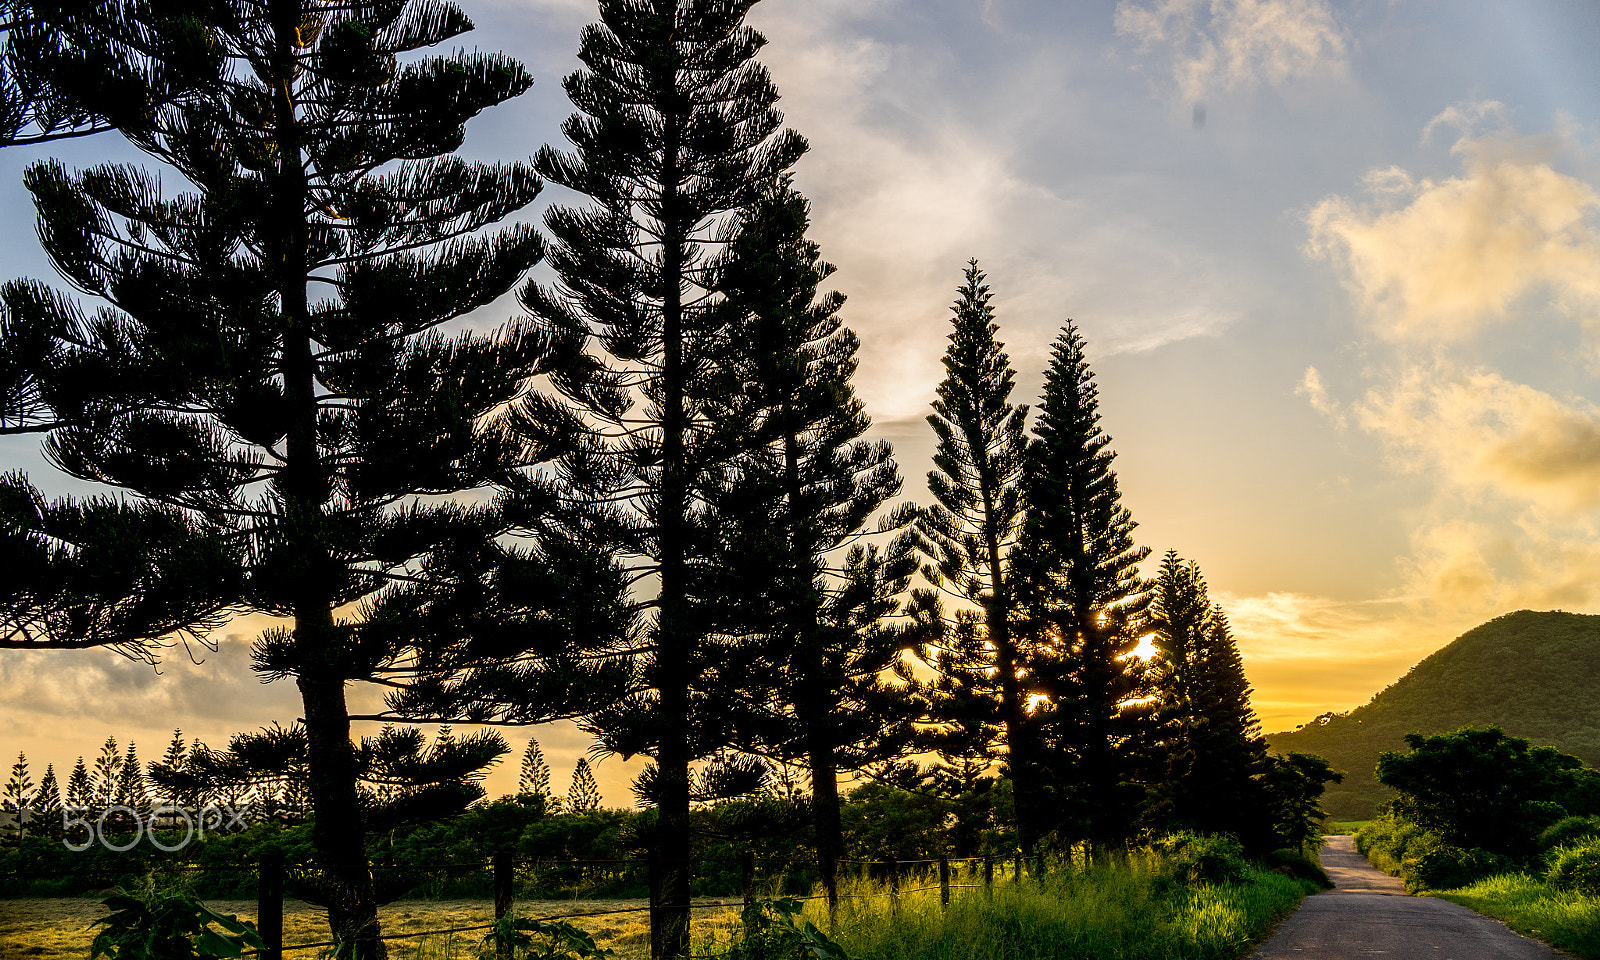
[
  {"left": 158, "top": 730, "right": 191, "bottom": 809},
  {"left": 33, "top": 762, "right": 61, "bottom": 837},
  {"left": 65, "top": 756, "right": 90, "bottom": 808},
  {"left": 702, "top": 176, "right": 920, "bottom": 908},
  {"left": 112, "top": 741, "right": 146, "bottom": 828},
  {"left": 914, "top": 261, "right": 1039, "bottom": 854},
  {"left": 1017, "top": 323, "right": 1151, "bottom": 852},
  {"left": 0, "top": 2, "right": 616, "bottom": 953},
  {"left": 2, "top": 752, "right": 33, "bottom": 840},
  {"left": 515, "top": 3, "right": 805, "bottom": 954},
  {"left": 1147, "top": 551, "right": 1268, "bottom": 844},
  {"left": 519, "top": 738, "right": 552, "bottom": 800},
  {"left": 91, "top": 736, "right": 119, "bottom": 809},
  {"left": 566, "top": 757, "right": 601, "bottom": 814}
]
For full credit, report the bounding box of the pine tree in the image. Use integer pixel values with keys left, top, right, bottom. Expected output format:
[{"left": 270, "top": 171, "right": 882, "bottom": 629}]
[
  {"left": 519, "top": 738, "right": 551, "bottom": 799},
  {"left": 65, "top": 756, "right": 90, "bottom": 809},
  {"left": 1018, "top": 323, "right": 1151, "bottom": 852},
  {"left": 33, "top": 762, "right": 61, "bottom": 837},
  {"left": 1147, "top": 551, "right": 1267, "bottom": 844},
  {"left": 112, "top": 741, "right": 147, "bottom": 826},
  {"left": 914, "top": 261, "right": 1039, "bottom": 854},
  {"left": 566, "top": 757, "right": 601, "bottom": 814},
  {"left": 2, "top": 3, "right": 600, "bottom": 954},
  {"left": 158, "top": 729, "right": 189, "bottom": 808},
  {"left": 2, "top": 752, "right": 34, "bottom": 840},
  {"left": 705, "top": 176, "right": 920, "bottom": 908},
  {"left": 91, "top": 736, "right": 120, "bottom": 809},
  {"left": 516, "top": 3, "right": 806, "bottom": 954}
]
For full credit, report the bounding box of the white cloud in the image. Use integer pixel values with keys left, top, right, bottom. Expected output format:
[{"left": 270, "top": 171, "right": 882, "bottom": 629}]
[
  {"left": 1295, "top": 365, "right": 1345, "bottom": 430},
  {"left": 1115, "top": 0, "right": 1349, "bottom": 102},
  {"left": 1306, "top": 125, "right": 1600, "bottom": 345}
]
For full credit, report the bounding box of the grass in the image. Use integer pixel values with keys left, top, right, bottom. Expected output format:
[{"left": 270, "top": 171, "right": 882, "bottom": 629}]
[
  {"left": 1429, "top": 874, "right": 1600, "bottom": 960},
  {"left": 3, "top": 851, "right": 1317, "bottom": 960},
  {"left": 1324, "top": 821, "right": 1369, "bottom": 836},
  {"left": 698, "top": 852, "right": 1317, "bottom": 960}
]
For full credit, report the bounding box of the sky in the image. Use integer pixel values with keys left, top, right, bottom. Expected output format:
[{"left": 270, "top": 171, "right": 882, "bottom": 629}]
[{"left": 3, "top": 0, "right": 1600, "bottom": 805}]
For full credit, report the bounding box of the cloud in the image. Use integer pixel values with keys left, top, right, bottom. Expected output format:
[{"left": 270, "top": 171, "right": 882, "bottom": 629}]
[
  {"left": 1115, "top": 0, "right": 1349, "bottom": 101},
  {"left": 1356, "top": 362, "right": 1600, "bottom": 512},
  {"left": 1306, "top": 122, "right": 1600, "bottom": 344},
  {"left": 1295, "top": 365, "right": 1345, "bottom": 430}
]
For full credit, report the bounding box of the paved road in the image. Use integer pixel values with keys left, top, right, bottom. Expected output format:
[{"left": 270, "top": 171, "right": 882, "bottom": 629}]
[{"left": 1249, "top": 836, "right": 1568, "bottom": 960}]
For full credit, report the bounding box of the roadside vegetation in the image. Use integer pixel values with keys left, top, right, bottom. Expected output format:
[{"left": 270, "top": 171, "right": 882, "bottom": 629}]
[{"left": 1353, "top": 726, "right": 1600, "bottom": 959}]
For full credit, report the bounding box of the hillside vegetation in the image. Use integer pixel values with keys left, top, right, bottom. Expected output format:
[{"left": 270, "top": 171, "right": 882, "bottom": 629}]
[{"left": 1266, "top": 610, "right": 1600, "bottom": 819}]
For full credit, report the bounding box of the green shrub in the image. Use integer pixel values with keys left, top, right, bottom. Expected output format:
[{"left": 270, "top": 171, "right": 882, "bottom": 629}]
[
  {"left": 1152, "top": 833, "right": 1251, "bottom": 886},
  {"left": 1401, "top": 837, "right": 1505, "bottom": 893},
  {"left": 1265, "top": 848, "right": 1334, "bottom": 889},
  {"left": 1355, "top": 814, "right": 1423, "bottom": 877},
  {"left": 1541, "top": 817, "right": 1600, "bottom": 853},
  {"left": 1548, "top": 840, "right": 1600, "bottom": 896}
]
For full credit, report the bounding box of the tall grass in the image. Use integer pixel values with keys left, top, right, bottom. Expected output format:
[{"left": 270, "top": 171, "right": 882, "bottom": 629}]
[
  {"left": 701, "top": 851, "right": 1316, "bottom": 960},
  {"left": 1431, "top": 874, "right": 1600, "bottom": 960}
]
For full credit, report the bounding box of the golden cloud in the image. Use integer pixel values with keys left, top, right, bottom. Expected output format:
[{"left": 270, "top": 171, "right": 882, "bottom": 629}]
[{"left": 1306, "top": 126, "right": 1600, "bottom": 343}]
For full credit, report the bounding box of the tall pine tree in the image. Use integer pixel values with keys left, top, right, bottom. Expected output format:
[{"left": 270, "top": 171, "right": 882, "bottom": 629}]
[
  {"left": 515, "top": 3, "right": 805, "bottom": 954},
  {"left": 703, "top": 176, "right": 921, "bottom": 909},
  {"left": 915, "top": 261, "right": 1039, "bottom": 854},
  {"left": 2, "top": 2, "right": 624, "bottom": 953},
  {"left": 1018, "top": 323, "right": 1151, "bottom": 853},
  {"left": 519, "top": 737, "right": 552, "bottom": 801},
  {"left": 566, "top": 757, "right": 601, "bottom": 813},
  {"left": 1147, "top": 551, "right": 1268, "bottom": 844}
]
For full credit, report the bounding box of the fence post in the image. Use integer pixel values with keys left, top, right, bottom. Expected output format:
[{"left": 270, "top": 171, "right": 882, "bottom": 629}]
[
  {"left": 983, "top": 855, "right": 993, "bottom": 898},
  {"left": 257, "top": 849, "right": 282, "bottom": 960},
  {"left": 881, "top": 859, "right": 899, "bottom": 916},
  {"left": 938, "top": 857, "right": 950, "bottom": 910},
  {"left": 648, "top": 849, "right": 662, "bottom": 960},
  {"left": 741, "top": 850, "right": 757, "bottom": 938},
  {"left": 493, "top": 851, "right": 514, "bottom": 960},
  {"left": 1013, "top": 852, "right": 1023, "bottom": 884}
]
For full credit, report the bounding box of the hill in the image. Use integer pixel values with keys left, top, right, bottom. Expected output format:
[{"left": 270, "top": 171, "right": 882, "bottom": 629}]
[{"left": 1264, "top": 610, "right": 1600, "bottom": 820}]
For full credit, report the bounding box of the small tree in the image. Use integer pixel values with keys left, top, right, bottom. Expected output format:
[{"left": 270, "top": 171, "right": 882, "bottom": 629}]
[
  {"left": 92, "top": 736, "right": 120, "bottom": 809},
  {"left": 2, "top": 752, "right": 34, "bottom": 840},
  {"left": 566, "top": 758, "right": 601, "bottom": 814},
  {"left": 519, "top": 738, "right": 552, "bottom": 800},
  {"left": 112, "top": 741, "right": 147, "bottom": 829},
  {"left": 33, "top": 762, "right": 61, "bottom": 837},
  {"left": 1147, "top": 551, "right": 1268, "bottom": 846},
  {"left": 65, "top": 756, "right": 91, "bottom": 809}
]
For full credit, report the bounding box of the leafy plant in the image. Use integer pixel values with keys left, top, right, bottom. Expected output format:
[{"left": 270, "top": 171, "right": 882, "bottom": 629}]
[
  {"left": 89, "top": 888, "right": 264, "bottom": 960},
  {"left": 1547, "top": 840, "right": 1600, "bottom": 896},
  {"left": 485, "top": 915, "right": 614, "bottom": 960},
  {"left": 729, "top": 898, "right": 859, "bottom": 960}
]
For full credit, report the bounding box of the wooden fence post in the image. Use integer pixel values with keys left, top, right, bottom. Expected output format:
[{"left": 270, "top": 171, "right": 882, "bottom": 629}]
[
  {"left": 1013, "top": 852, "right": 1023, "bottom": 884},
  {"left": 741, "top": 850, "right": 757, "bottom": 938},
  {"left": 257, "top": 849, "right": 282, "bottom": 960},
  {"left": 983, "top": 855, "right": 993, "bottom": 898},
  {"left": 494, "top": 852, "right": 514, "bottom": 960},
  {"left": 938, "top": 857, "right": 950, "bottom": 910},
  {"left": 881, "top": 859, "right": 900, "bottom": 916},
  {"left": 648, "top": 850, "right": 662, "bottom": 960}
]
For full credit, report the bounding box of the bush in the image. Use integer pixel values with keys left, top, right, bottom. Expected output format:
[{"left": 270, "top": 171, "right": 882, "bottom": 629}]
[
  {"left": 1541, "top": 817, "right": 1600, "bottom": 854},
  {"left": 1400, "top": 837, "right": 1505, "bottom": 893},
  {"left": 1265, "top": 848, "right": 1333, "bottom": 889},
  {"left": 1152, "top": 833, "right": 1251, "bottom": 886},
  {"left": 1547, "top": 840, "right": 1600, "bottom": 896},
  {"left": 1355, "top": 814, "right": 1423, "bottom": 877}
]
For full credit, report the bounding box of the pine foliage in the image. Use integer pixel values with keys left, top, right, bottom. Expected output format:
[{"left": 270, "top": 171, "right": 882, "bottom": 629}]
[
  {"left": 2, "top": 752, "right": 33, "bottom": 838},
  {"left": 566, "top": 757, "right": 601, "bottom": 814},
  {"left": 516, "top": 1, "right": 806, "bottom": 952},
  {"left": 519, "top": 738, "right": 552, "bottom": 799},
  {"left": 0, "top": 1, "right": 600, "bottom": 952},
  {"left": 1018, "top": 323, "right": 1151, "bottom": 849},
  {"left": 1147, "top": 551, "right": 1266, "bottom": 843}
]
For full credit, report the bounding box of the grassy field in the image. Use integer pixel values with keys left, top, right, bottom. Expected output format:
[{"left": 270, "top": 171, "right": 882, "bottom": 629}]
[
  {"left": 3, "top": 852, "right": 1318, "bottom": 960},
  {"left": 0, "top": 896, "right": 723, "bottom": 959},
  {"left": 1430, "top": 875, "right": 1600, "bottom": 960},
  {"left": 1323, "top": 821, "right": 1368, "bottom": 835}
]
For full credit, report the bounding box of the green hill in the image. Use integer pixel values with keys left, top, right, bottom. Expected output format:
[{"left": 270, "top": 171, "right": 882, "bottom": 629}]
[{"left": 1264, "top": 609, "right": 1600, "bottom": 820}]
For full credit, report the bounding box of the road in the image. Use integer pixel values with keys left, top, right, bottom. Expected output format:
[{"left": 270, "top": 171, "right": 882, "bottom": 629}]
[{"left": 1249, "top": 835, "right": 1569, "bottom": 960}]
